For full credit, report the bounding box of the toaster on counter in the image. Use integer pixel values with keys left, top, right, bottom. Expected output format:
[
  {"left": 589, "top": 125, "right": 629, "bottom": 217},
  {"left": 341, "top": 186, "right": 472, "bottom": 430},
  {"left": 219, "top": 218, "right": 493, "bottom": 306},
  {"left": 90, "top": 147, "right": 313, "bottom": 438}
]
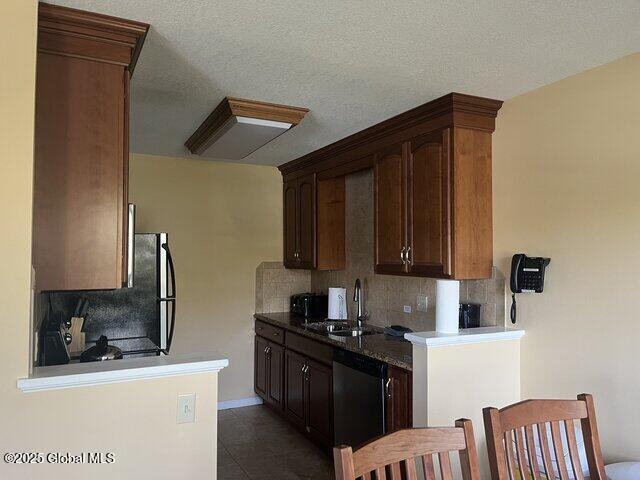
[{"left": 290, "top": 293, "right": 328, "bottom": 318}]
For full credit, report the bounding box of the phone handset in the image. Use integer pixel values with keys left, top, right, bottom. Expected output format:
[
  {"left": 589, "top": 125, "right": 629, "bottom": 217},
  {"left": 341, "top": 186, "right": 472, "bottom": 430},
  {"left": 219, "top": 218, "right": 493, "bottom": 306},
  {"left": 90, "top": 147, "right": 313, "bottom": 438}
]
[{"left": 510, "top": 254, "right": 551, "bottom": 324}]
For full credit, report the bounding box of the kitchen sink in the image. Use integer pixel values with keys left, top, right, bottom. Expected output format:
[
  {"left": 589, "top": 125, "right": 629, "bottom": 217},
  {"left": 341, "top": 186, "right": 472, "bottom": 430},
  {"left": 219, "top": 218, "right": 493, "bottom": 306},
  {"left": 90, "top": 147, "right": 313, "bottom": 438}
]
[
  {"left": 305, "top": 321, "right": 377, "bottom": 337},
  {"left": 330, "top": 327, "right": 376, "bottom": 337},
  {"left": 305, "top": 321, "right": 350, "bottom": 333}
]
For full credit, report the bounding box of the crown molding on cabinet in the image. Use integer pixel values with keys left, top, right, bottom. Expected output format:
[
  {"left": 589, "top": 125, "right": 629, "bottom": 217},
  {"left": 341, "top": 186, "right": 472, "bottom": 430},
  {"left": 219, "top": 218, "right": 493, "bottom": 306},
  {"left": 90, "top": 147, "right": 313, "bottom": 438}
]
[
  {"left": 278, "top": 92, "right": 502, "bottom": 178},
  {"left": 38, "top": 2, "right": 149, "bottom": 75}
]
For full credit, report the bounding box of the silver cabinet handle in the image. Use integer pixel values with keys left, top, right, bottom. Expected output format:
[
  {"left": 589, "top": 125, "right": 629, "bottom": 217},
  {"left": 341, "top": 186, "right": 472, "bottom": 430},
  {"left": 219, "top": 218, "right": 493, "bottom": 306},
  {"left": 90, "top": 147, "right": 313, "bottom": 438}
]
[
  {"left": 301, "top": 364, "right": 306, "bottom": 373},
  {"left": 385, "top": 378, "right": 392, "bottom": 398},
  {"left": 406, "top": 246, "right": 411, "bottom": 264},
  {"left": 400, "top": 247, "right": 406, "bottom": 264},
  {"left": 126, "top": 203, "right": 136, "bottom": 287}
]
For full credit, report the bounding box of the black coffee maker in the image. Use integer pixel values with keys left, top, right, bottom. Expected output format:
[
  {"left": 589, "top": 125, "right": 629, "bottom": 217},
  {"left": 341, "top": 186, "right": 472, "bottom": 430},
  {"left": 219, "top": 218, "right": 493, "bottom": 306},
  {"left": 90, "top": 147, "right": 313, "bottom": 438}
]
[{"left": 459, "top": 303, "right": 481, "bottom": 329}]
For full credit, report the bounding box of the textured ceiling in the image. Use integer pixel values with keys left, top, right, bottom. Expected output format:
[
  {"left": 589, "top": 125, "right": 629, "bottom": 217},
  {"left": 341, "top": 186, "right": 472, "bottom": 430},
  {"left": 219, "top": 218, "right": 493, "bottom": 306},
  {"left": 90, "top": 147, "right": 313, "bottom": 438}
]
[{"left": 48, "top": 1, "right": 640, "bottom": 166}]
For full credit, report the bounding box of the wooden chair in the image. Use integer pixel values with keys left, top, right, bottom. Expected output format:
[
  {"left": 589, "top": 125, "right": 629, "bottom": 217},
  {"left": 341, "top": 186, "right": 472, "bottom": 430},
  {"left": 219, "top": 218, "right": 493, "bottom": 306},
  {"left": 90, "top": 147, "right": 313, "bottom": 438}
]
[
  {"left": 483, "top": 393, "right": 606, "bottom": 480},
  {"left": 333, "top": 419, "right": 481, "bottom": 480}
]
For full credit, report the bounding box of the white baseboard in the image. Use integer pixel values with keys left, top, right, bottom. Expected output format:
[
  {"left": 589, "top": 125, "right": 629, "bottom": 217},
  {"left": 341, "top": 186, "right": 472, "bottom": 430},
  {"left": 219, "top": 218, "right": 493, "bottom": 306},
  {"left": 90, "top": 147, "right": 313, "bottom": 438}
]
[{"left": 218, "top": 396, "right": 264, "bottom": 410}]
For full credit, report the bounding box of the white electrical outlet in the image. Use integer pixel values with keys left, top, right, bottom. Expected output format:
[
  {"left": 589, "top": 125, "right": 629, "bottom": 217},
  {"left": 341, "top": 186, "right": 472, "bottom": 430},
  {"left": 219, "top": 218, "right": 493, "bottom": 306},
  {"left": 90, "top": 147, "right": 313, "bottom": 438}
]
[
  {"left": 417, "top": 295, "right": 428, "bottom": 312},
  {"left": 403, "top": 305, "right": 412, "bottom": 314},
  {"left": 177, "top": 393, "right": 196, "bottom": 424}
]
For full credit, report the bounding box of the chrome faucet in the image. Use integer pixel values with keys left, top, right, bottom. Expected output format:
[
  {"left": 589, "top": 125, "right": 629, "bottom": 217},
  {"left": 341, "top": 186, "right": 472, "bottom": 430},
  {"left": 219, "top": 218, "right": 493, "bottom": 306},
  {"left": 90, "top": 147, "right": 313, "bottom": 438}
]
[{"left": 353, "top": 278, "right": 368, "bottom": 328}]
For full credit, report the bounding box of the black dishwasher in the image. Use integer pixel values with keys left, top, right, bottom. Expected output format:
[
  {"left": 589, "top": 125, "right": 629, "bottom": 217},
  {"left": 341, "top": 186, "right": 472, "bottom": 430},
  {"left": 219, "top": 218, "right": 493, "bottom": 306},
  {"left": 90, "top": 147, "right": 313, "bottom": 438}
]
[{"left": 333, "top": 349, "right": 387, "bottom": 448}]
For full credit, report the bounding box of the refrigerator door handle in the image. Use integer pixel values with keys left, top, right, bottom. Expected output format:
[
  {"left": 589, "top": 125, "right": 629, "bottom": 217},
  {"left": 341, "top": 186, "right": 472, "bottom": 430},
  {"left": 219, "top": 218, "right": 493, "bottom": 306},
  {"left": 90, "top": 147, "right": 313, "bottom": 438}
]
[
  {"left": 160, "top": 240, "right": 176, "bottom": 354},
  {"left": 162, "top": 242, "right": 176, "bottom": 300},
  {"left": 162, "top": 298, "right": 176, "bottom": 354},
  {"left": 126, "top": 204, "right": 136, "bottom": 288}
]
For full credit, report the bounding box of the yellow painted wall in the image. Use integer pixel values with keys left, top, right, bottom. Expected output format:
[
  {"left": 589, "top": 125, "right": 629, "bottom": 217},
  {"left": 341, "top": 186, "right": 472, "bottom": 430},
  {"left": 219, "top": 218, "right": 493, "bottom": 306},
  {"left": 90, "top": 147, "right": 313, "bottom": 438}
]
[
  {"left": 0, "top": 2, "right": 221, "bottom": 478},
  {"left": 129, "top": 154, "right": 283, "bottom": 401},
  {"left": 412, "top": 340, "right": 521, "bottom": 478},
  {"left": 493, "top": 53, "right": 640, "bottom": 462}
]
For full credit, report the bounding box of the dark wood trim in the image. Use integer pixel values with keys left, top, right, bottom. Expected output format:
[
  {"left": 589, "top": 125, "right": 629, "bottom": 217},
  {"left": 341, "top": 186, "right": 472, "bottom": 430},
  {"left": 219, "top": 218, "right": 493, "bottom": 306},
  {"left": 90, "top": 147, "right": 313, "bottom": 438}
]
[
  {"left": 185, "top": 97, "right": 309, "bottom": 155},
  {"left": 38, "top": 2, "right": 149, "bottom": 76},
  {"left": 278, "top": 92, "right": 502, "bottom": 178}
]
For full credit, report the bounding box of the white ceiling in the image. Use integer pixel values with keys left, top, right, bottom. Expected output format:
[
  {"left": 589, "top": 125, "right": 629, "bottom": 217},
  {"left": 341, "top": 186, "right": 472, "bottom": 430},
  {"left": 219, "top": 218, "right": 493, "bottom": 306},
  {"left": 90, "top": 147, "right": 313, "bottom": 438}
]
[{"left": 49, "top": 1, "right": 640, "bottom": 166}]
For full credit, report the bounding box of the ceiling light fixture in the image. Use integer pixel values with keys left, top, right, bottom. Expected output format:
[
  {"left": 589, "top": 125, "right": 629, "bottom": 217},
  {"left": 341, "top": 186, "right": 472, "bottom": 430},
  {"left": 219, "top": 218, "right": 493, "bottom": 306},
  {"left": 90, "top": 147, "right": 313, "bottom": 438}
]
[{"left": 185, "top": 97, "right": 308, "bottom": 160}]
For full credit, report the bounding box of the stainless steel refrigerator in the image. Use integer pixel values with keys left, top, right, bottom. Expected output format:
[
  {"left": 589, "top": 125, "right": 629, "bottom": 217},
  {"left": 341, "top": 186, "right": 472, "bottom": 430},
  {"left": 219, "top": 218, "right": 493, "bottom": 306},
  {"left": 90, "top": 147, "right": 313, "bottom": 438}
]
[{"left": 41, "top": 233, "right": 176, "bottom": 363}]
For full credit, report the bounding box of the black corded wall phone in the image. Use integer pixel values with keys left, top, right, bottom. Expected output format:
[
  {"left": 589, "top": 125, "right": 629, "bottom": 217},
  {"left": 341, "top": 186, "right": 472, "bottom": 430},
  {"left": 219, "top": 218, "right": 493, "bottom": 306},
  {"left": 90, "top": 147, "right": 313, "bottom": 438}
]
[{"left": 510, "top": 254, "right": 551, "bottom": 323}]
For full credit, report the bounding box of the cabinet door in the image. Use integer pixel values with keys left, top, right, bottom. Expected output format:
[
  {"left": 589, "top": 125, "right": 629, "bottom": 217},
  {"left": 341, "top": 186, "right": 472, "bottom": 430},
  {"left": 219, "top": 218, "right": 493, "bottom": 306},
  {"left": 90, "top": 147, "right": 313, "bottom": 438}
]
[
  {"left": 283, "top": 179, "right": 298, "bottom": 268},
  {"left": 374, "top": 143, "right": 407, "bottom": 274},
  {"left": 305, "top": 358, "right": 333, "bottom": 446},
  {"left": 407, "top": 129, "right": 452, "bottom": 277},
  {"left": 266, "top": 342, "right": 284, "bottom": 410},
  {"left": 254, "top": 336, "right": 268, "bottom": 400},
  {"left": 284, "top": 350, "right": 306, "bottom": 429},
  {"left": 33, "top": 53, "right": 127, "bottom": 291},
  {"left": 385, "top": 366, "right": 412, "bottom": 433},
  {"left": 297, "top": 173, "right": 316, "bottom": 269}
]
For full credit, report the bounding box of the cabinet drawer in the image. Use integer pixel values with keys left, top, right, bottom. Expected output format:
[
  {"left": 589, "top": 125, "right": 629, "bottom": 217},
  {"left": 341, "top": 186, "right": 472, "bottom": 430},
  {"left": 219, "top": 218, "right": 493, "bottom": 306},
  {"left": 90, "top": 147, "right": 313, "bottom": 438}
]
[
  {"left": 255, "top": 320, "right": 284, "bottom": 345},
  {"left": 285, "top": 332, "right": 333, "bottom": 365}
]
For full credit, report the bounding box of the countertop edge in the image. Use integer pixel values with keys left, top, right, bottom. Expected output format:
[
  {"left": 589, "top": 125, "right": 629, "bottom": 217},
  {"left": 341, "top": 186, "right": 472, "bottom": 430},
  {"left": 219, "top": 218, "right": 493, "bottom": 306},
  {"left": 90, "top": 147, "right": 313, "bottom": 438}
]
[
  {"left": 404, "top": 327, "right": 525, "bottom": 347},
  {"left": 254, "top": 313, "right": 412, "bottom": 371},
  {"left": 18, "top": 353, "right": 229, "bottom": 393}
]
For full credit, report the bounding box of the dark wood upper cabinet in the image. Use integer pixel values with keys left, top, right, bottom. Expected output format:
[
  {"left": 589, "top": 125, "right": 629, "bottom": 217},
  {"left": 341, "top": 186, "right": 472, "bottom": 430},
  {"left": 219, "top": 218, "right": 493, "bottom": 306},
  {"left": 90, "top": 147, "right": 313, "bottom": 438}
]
[
  {"left": 283, "top": 174, "right": 345, "bottom": 271},
  {"left": 407, "top": 129, "right": 451, "bottom": 277},
  {"left": 283, "top": 179, "right": 298, "bottom": 267},
  {"left": 279, "top": 93, "right": 501, "bottom": 280},
  {"left": 374, "top": 127, "right": 492, "bottom": 279},
  {"left": 297, "top": 174, "right": 316, "bottom": 269},
  {"left": 283, "top": 174, "right": 316, "bottom": 269},
  {"left": 374, "top": 143, "right": 407, "bottom": 275},
  {"left": 33, "top": 4, "right": 148, "bottom": 291}
]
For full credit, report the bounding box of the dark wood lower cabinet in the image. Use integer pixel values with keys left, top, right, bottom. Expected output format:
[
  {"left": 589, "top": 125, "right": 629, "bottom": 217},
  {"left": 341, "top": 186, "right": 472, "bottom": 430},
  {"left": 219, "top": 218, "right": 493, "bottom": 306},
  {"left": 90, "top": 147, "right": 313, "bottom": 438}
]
[
  {"left": 305, "top": 358, "right": 333, "bottom": 446},
  {"left": 385, "top": 366, "right": 413, "bottom": 432},
  {"left": 254, "top": 336, "right": 284, "bottom": 410},
  {"left": 284, "top": 349, "right": 307, "bottom": 429},
  {"left": 255, "top": 324, "right": 412, "bottom": 453},
  {"left": 254, "top": 336, "right": 268, "bottom": 399},
  {"left": 284, "top": 350, "right": 333, "bottom": 449}
]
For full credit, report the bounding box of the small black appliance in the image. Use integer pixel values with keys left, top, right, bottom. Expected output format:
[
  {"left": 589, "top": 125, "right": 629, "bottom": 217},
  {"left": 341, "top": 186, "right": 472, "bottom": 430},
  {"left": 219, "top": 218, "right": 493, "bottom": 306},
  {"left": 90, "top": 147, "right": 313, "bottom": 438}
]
[
  {"left": 459, "top": 303, "right": 481, "bottom": 329},
  {"left": 290, "top": 293, "right": 328, "bottom": 318}
]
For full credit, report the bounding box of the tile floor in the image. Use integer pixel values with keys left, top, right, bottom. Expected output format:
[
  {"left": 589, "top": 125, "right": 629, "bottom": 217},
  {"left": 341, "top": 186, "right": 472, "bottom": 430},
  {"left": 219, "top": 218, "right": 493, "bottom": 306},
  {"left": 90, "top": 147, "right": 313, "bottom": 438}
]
[{"left": 218, "top": 405, "right": 334, "bottom": 480}]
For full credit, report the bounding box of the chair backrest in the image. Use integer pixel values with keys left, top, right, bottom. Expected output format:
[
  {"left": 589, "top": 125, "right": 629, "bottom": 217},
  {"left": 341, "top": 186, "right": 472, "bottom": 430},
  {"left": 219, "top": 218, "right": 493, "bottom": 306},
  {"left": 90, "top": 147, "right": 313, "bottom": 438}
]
[
  {"left": 483, "top": 393, "right": 606, "bottom": 480},
  {"left": 334, "top": 419, "right": 481, "bottom": 480}
]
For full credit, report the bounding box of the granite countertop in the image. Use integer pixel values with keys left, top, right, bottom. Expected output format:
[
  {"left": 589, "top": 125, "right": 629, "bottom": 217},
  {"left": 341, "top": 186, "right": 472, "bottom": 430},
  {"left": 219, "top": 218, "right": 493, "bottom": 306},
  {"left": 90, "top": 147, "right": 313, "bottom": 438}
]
[{"left": 254, "top": 312, "right": 412, "bottom": 371}]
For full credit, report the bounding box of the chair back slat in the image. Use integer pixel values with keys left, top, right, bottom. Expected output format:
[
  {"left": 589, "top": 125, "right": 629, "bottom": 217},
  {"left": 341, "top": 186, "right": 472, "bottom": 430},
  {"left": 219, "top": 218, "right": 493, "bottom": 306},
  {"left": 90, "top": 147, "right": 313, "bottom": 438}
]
[
  {"left": 564, "top": 420, "right": 585, "bottom": 480},
  {"left": 483, "top": 394, "right": 607, "bottom": 480},
  {"left": 422, "top": 454, "right": 436, "bottom": 480},
  {"left": 537, "top": 422, "right": 556, "bottom": 480},
  {"left": 550, "top": 421, "right": 570, "bottom": 480},
  {"left": 438, "top": 451, "right": 454, "bottom": 480},
  {"left": 524, "top": 425, "right": 541, "bottom": 480},
  {"left": 503, "top": 430, "right": 517, "bottom": 480},
  {"left": 334, "top": 421, "right": 481, "bottom": 480},
  {"left": 515, "top": 428, "right": 529, "bottom": 479},
  {"left": 374, "top": 467, "right": 387, "bottom": 480},
  {"left": 388, "top": 462, "right": 401, "bottom": 480},
  {"left": 404, "top": 458, "right": 418, "bottom": 480}
]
